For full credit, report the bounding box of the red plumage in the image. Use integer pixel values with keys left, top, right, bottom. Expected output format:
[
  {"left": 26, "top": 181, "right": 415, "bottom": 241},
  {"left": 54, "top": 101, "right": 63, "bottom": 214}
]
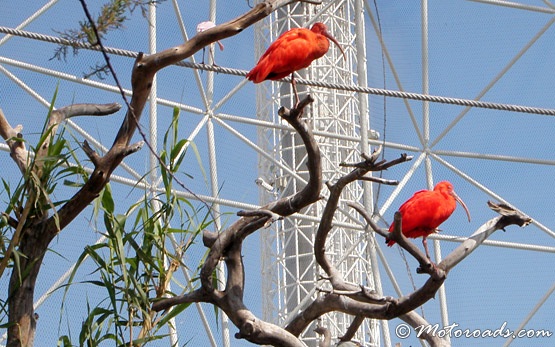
[
  {"left": 246, "top": 22, "right": 345, "bottom": 105},
  {"left": 387, "top": 181, "right": 471, "bottom": 259},
  {"left": 246, "top": 23, "right": 335, "bottom": 82}
]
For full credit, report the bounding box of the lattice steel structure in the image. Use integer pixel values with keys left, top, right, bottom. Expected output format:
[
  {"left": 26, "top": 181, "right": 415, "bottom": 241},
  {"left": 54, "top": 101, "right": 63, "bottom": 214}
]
[
  {"left": 1, "top": 1, "right": 555, "bottom": 347},
  {"left": 255, "top": 1, "right": 382, "bottom": 346}
]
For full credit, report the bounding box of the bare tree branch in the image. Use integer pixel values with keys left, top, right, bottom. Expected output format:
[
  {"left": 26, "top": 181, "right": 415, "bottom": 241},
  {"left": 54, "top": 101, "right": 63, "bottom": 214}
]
[
  {"left": 439, "top": 201, "right": 531, "bottom": 272},
  {"left": 315, "top": 150, "right": 412, "bottom": 290},
  {"left": 390, "top": 212, "right": 438, "bottom": 275},
  {"left": 0, "top": 108, "right": 29, "bottom": 173},
  {"left": 399, "top": 311, "right": 449, "bottom": 347},
  {"left": 5, "top": 2, "right": 320, "bottom": 345},
  {"left": 1, "top": 212, "right": 18, "bottom": 229},
  {"left": 339, "top": 315, "right": 364, "bottom": 343},
  {"left": 154, "top": 96, "right": 321, "bottom": 346},
  {"left": 346, "top": 202, "right": 388, "bottom": 239},
  {"left": 285, "top": 293, "right": 389, "bottom": 336},
  {"left": 287, "top": 157, "right": 531, "bottom": 343},
  {"left": 35, "top": 103, "right": 121, "bottom": 176},
  {"left": 2, "top": 0, "right": 534, "bottom": 345},
  {"left": 47, "top": 0, "right": 314, "bottom": 239},
  {"left": 314, "top": 326, "right": 332, "bottom": 347},
  {"left": 81, "top": 140, "right": 101, "bottom": 167}
]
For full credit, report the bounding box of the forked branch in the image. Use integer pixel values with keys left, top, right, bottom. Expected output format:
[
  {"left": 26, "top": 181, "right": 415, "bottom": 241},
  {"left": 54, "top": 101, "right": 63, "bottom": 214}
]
[
  {"left": 153, "top": 96, "right": 321, "bottom": 346},
  {"left": 315, "top": 149, "right": 413, "bottom": 289},
  {"left": 286, "top": 152, "right": 532, "bottom": 345},
  {"left": 48, "top": 0, "right": 315, "bottom": 239}
]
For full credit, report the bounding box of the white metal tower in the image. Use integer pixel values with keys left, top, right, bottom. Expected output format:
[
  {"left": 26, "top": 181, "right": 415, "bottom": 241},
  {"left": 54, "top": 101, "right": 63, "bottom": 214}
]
[{"left": 255, "top": 1, "right": 382, "bottom": 346}]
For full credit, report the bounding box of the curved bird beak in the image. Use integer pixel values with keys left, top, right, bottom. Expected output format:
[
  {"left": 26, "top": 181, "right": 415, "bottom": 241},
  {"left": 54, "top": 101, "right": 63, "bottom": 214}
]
[
  {"left": 452, "top": 191, "right": 471, "bottom": 222},
  {"left": 323, "top": 30, "right": 347, "bottom": 61}
]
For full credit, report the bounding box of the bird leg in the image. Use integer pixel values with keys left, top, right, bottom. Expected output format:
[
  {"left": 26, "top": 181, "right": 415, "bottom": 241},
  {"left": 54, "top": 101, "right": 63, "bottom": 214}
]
[
  {"left": 209, "top": 42, "right": 224, "bottom": 67},
  {"left": 291, "top": 73, "right": 300, "bottom": 108},
  {"left": 421, "top": 236, "right": 439, "bottom": 272},
  {"left": 209, "top": 46, "right": 217, "bottom": 66},
  {"left": 422, "top": 236, "right": 432, "bottom": 261}
]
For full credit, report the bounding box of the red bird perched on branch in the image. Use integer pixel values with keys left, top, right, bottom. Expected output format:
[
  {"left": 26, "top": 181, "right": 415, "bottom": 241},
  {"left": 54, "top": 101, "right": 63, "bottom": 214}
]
[
  {"left": 387, "top": 181, "right": 471, "bottom": 260},
  {"left": 246, "top": 22, "right": 346, "bottom": 106}
]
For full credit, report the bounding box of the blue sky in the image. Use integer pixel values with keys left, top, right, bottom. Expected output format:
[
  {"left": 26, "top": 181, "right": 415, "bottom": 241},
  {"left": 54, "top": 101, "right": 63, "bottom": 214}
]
[{"left": 1, "top": 1, "right": 554, "bottom": 346}]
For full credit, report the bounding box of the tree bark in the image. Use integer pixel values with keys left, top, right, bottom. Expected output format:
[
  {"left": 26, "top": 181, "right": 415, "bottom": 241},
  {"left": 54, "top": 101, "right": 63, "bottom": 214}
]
[{"left": 2, "top": 1, "right": 319, "bottom": 345}]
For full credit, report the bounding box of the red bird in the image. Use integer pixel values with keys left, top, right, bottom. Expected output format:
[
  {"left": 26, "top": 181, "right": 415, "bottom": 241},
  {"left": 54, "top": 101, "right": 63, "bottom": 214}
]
[
  {"left": 387, "top": 181, "right": 471, "bottom": 260},
  {"left": 246, "top": 22, "right": 345, "bottom": 106}
]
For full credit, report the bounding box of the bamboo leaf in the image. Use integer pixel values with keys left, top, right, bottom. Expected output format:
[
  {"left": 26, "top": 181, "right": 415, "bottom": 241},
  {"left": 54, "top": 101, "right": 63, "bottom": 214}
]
[{"left": 101, "top": 184, "right": 115, "bottom": 214}]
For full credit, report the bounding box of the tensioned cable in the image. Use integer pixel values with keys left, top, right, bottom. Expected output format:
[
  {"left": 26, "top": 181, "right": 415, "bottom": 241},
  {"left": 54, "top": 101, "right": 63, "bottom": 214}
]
[{"left": 2, "top": 26, "right": 555, "bottom": 116}]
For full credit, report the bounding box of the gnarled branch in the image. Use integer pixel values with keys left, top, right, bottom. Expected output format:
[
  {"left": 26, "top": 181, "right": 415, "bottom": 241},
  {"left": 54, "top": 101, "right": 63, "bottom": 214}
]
[
  {"left": 154, "top": 96, "right": 321, "bottom": 346},
  {"left": 0, "top": 108, "right": 29, "bottom": 173},
  {"left": 315, "top": 150, "right": 412, "bottom": 290}
]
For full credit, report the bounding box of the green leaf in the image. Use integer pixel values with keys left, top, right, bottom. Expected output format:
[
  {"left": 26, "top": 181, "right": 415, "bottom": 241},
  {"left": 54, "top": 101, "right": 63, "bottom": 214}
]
[
  {"left": 63, "top": 179, "right": 84, "bottom": 188},
  {"left": 189, "top": 141, "right": 207, "bottom": 184},
  {"left": 56, "top": 335, "right": 71, "bottom": 347},
  {"left": 119, "top": 334, "right": 168, "bottom": 347},
  {"left": 101, "top": 184, "right": 115, "bottom": 214},
  {"left": 156, "top": 302, "right": 191, "bottom": 327},
  {"left": 34, "top": 86, "right": 59, "bottom": 152},
  {"left": 170, "top": 139, "right": 189, "bottom": 172}
]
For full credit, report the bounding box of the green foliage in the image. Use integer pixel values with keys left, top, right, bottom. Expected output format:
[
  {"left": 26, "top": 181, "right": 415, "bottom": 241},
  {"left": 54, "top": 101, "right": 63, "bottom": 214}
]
[
  {"left": 52, "top": 0, "right": 165, "bottom": 79},
  {"left": 25, "top": 89, "right": 89, "bottom": 227},
  {"left": 59, "top": 107, "right": 212, "bottom": 345},
  {"left": 0, "top": 90, "right": 90, "bottom": 314},
  {"left": 1, "top": 97, "right": 212, "bottom": 346}
]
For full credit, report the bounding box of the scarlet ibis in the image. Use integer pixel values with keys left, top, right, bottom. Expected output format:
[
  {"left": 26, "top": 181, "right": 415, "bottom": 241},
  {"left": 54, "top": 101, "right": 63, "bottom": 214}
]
[
  {"left": 247, "top": 22, "right": 346, "bottom": 106},
  {"left": 196, "top": 21, "right": 224, "bottom": 65},
  {"left": 387, "top": 181, "right": 471, "bottom": 260}
]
